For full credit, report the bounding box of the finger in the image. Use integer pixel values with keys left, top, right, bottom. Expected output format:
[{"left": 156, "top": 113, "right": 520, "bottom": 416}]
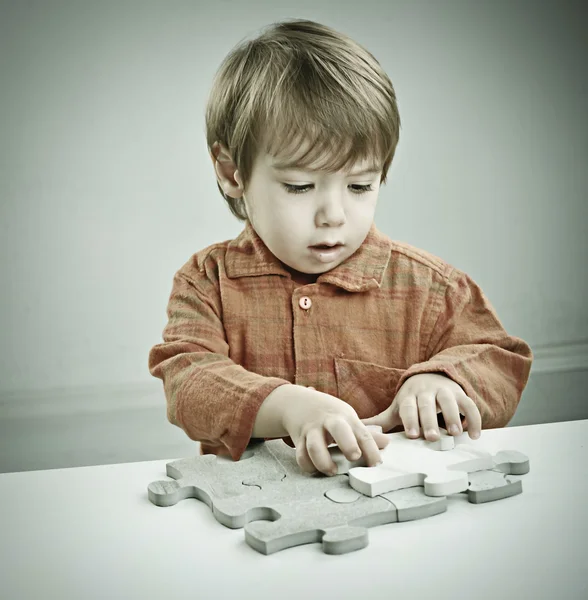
[
  {"left": 360, "top": 413, "right": 383, "bottom": 428},
  {"left": 350, "top": 422, "right": 383, "bottom": 467},
  {"left": 324, "top": 417, "right": 362, "bottom": 462},
  {"left": 435, "top": 388, "right": 463, "bottom": 436},
  {"left": 305, "top": 428, "right": 337, "bottom": 475},
  {"left": 416, "top": 392, "right": 439, "bottom": 440},
  {"left": 397, "top": 394, "right": 420, "bottom": 438},
  {"left": 295, "top": 434, "right": 317, "bottom": 474},
  {"left": 365, "top": 425, "right": 389, "bottom": 449},
  {"left": 458, "top": 395, "right": 482, "bottom": 439},
  {"left": 362, "top": 407, "right": 400, "bottom": 433},
  {"left": 370, "top": 431, "right": 390, "bottom": 450}
]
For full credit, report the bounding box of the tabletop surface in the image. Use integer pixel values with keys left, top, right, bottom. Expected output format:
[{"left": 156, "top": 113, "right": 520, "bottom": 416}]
[{"left": 1, "top": 420, "right": 587, "bottom": 600}]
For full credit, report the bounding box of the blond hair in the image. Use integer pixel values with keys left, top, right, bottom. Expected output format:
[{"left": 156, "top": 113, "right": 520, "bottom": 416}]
[{"left": 205, "top": 19, "right": 401, "bottom": 221}]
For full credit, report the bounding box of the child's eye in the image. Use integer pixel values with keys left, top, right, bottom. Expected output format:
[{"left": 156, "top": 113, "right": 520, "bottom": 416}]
[
  {"left": 281, "top": 183, "right": 373, "bottom": 195},
  {"left": 281, "top": 184, "right": 312, "bottom": 195},
  {"left": 350, "top": 184, "right": 374, "bottom": 195}
]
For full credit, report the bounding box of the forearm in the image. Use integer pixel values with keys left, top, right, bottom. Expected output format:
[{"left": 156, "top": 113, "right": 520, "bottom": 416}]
[
  {"left": 407, "top": 268, "right": 533, "bottom": 429},
  {"left": 149, "top": 343, "right": 290, "bottom": 459},
  {"left": 396, "top": 337, "right": 533, "bottom": 428}
]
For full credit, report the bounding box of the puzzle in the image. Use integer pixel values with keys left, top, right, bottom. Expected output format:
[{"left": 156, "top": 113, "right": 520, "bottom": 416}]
[
  {"left": 148, "top": 431, "right": 530, "bottom": 555},
  {"left": 344, "top": 431, "right": 530, "bottom": 498}
]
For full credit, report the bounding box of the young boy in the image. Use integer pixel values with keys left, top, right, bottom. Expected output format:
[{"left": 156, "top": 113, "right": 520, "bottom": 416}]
[{"left": 148, "top": 19, "right": 533, "bottom": 476}]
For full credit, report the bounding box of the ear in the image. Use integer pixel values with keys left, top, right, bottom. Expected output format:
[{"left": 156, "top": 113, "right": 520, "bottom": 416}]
[{"left": 210, "top": 142, "right": 244, "bottom": 198}]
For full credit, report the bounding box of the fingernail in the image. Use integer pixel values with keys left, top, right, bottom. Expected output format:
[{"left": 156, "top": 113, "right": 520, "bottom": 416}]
[
  {"left": 426, "top": 429, "right": 438, "bottom": 439},
  {"left": 449, "top": 424, "right": 459, "bottom": 435},
  {"left": 350, "top": 450, "right": 361, "bottom": 461},
  {"left": 471, "top": 431, "right": 480, "bottom": 440},
  {"left": 408, "top": 429, "right": 418, "bottom": 437}
]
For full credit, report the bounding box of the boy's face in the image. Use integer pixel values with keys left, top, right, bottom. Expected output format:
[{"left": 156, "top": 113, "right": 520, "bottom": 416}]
[{"left": 229, "top": 143, "right": 382, "bottom": 278}]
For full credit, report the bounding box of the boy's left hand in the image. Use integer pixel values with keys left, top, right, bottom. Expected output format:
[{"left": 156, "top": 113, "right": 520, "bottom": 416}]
[{"left": 362, "top": 373, "right": 482, "bottom": 441}]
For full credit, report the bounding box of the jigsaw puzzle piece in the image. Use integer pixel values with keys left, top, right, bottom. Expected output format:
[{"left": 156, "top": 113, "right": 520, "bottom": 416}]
[
  {"left": 328, "top": 428, "right": 457, "bottom": 475},
  {"left": 241, "top": 476, "right": 453, "bottom": 555},
  {"left": 493, "top": 450, "right": 530, "bottom": 475},
  {"left": 241, "top": 489, "right": 398, "bottom": 555},
  {"left": 320, "top": 527, "right": 371, "bottom": 555},
  {"left": 243, "top": 438, "right": 308, "bottom": 482},
  {"left": 147, "top": 442, "right": 286, "bottom": 510},
  {"left": 465, "top": 470, "right": 523, "bottom": 504},
  {"left": 349, "top": 465, "right": 470, "bottom": 498},
  {"left": 348, "top": 432, "right": 494, "bottom": 497},
  {"left": 212, "top": 473, "right": 354, "bottom": 527},
  {"left": 324, "top": 487, "right": 362, "bottom": 503},
  {"left": 380, "top": 487, "right": 448, "bottom": 521},
  {"left": 215, "top": 454, "right": 453, "bottom": 556},
  {"left": 425, "top": 428, "right": 455, "bottom": 451},
  {"left": 207, "top": 466, "right": 399, "bottom": 555},
  {"left": 324, "top": 485, "right": 448, "bottom": 521}
]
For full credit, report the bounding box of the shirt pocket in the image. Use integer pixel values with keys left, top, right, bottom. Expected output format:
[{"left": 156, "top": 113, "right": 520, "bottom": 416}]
[{"left": 334, "top": 357, "right": 406, "bottom": 419}]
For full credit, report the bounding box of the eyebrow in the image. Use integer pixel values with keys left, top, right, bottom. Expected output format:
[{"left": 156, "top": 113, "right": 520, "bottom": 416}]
[{"left": 271, "top": 164, "right": 381, "bottom": 176}]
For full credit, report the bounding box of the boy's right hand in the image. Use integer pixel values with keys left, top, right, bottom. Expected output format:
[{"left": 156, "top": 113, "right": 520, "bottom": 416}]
[{"left": 280, "top": 386, "right": 388, "bottom": 476}]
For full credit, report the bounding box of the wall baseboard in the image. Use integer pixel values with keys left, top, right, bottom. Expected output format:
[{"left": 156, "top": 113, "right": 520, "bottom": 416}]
[
  {"left": 0, "top": 381, "right": 165, "bottom": 420},
  {"left": 530, "top": 340, "right": 588, "bottom": 374}
]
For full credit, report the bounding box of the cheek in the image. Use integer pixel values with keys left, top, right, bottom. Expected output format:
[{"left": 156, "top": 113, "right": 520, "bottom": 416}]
[
  {"left": 254, "top": 205, "right": 293, "bottom": 240},
  {"left": 347, "top": 198, "right": 375, "bottom": 221},
  {"left": 270, "top": 200, "right": 310, "bottom": 229},
  {"left": 361, "top": 195, "right": 378, "bottom": 217}
]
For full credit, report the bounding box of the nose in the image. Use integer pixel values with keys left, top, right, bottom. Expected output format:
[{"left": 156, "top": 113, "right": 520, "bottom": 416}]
[{"left": 316, "top": 194, "right": 346, "bottom": 227}]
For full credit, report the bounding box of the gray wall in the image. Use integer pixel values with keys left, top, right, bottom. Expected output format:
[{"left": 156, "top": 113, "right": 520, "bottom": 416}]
[{"left": 1, "top": 0, "right": 586, "bottom": 473}]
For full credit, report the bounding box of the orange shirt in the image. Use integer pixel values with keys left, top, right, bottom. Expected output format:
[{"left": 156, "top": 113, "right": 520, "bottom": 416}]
[{"left": 148, "top": 221, "right": 533, "bottom": 460}]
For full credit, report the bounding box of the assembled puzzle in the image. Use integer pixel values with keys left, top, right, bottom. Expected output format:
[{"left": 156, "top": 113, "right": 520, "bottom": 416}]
[{"left": 147, "top": 429, "right": 530, "bottom": 555}]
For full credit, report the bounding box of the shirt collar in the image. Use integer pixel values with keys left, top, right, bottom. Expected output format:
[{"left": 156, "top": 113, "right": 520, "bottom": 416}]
[{"left": 225, "top": 220, "right": 392, "bottom": 292}]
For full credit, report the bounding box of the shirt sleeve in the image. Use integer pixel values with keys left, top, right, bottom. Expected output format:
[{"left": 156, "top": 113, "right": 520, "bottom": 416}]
[
  {"left": 394, "top": 268, "right": 533, "bottom": 428},
  {"left": 148, "top": 265, "right": 291, "bottom": 461}
]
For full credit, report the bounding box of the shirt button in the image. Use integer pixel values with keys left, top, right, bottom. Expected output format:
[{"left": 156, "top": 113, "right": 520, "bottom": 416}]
[{"left": 299, "top": 296, "right": 312, "bottom": 310}]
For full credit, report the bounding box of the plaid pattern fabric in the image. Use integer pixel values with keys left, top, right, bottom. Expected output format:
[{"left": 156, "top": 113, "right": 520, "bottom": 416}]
[{"left": 149, "top": 221, "right": 533, "bottom": 460}]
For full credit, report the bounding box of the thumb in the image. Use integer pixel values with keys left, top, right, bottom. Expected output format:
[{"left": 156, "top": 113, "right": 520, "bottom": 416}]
[
  {"left": 362, "top": 413, "right": 386, "bottom": 428},
  {"left": 362, "top": 409, "right": 401, "bottom": 433},
  {"left": 361, "top": 407, "right": 402, "bottom": 433}
]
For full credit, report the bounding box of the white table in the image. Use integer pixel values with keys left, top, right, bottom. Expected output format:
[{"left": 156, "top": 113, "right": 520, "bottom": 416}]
[{"left": 1, "top": 420, "right": 587, "bottom": 600}]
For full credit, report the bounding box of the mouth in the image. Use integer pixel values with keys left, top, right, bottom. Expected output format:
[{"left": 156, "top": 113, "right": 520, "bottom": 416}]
[
  {"left": 308, "top": 242, "right": 345, "bottom": 263},
  {"left": 309, "top": 242, "right": 344, "bottom": 250}
]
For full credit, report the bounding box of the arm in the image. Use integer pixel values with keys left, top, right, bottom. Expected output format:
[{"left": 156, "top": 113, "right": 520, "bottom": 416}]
[
  {"left": 148, "top": 267, "right": 291, "bottom": 461},
  {"left": 149, "top": 262, "right": 387, "bottom": 471},
  {"left": 394, "top": 269, "right": 533, "bottom": 428}
]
